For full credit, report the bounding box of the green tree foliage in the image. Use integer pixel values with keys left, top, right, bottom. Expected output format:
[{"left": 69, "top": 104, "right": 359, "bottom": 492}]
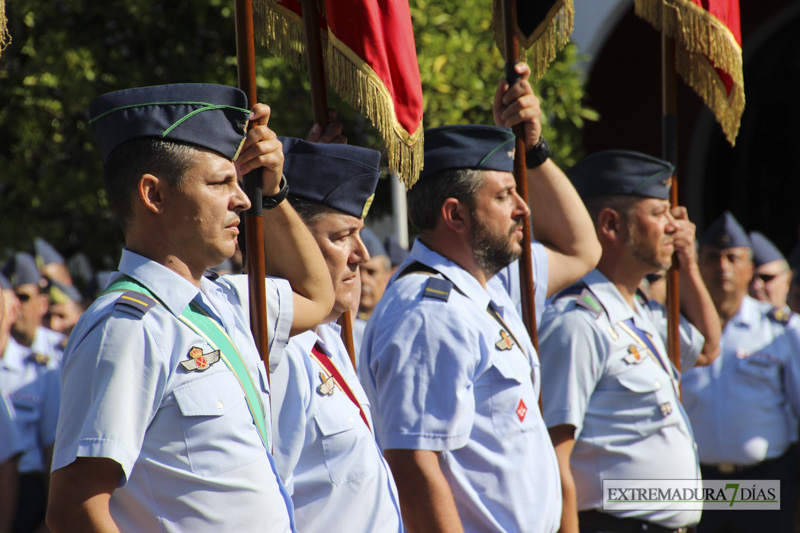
[{"left": 0, "top": 0, "right": 595, "bottom": 270}]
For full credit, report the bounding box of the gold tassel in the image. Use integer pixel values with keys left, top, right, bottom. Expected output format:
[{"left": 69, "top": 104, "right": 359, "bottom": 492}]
[
  {"left": 634, "top": 0, "right": 744, "bottom": 145},
  {"left": 0, "top": 0, "right": 10, "bottom": 56},
  {"left": 254, "top": 0, "right": 310, "bottom": 69},
  {"left": 327, "top": 33, "right": 423, "bottom": 189},
  {"left": 491, "top": 0, "right": 575, "bottom": 84}
]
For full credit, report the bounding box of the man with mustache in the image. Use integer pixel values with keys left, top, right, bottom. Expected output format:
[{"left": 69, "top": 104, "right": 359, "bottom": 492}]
[
  {"left": 538, "top": 151, "right": 721, "bottom": 533},
  {"left": 358, "top": 63, "right": 601, "bottom": 532},
  {"left": 46, "top": 84, "right": 335, "bottom": 532},
  {"left": 682, "top": 212, "right": 800, "bottom": 532}
]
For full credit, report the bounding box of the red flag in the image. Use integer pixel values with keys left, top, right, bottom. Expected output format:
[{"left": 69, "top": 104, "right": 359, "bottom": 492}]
[
  {"left": 255, "top": 0, "right": 424, "bottom": 188},
  {"left": 635, "top": 0, "right": 744, "bottom": 145},
  {"left": 491, "top": 0, "right": 575, "bottom": 84}
]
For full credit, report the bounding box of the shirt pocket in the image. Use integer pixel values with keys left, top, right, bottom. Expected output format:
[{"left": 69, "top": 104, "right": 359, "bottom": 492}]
[
  {"left": 736, "top": 355, "right": 780, "bottom": 385},
  {"left": 616, "top": 369, "right": 675, "bottom": 437},
  {"left": 313, "top": 399, "right": 370, "bottom": 486},
  {"left": 487, "top": 352, "right": 536, "bottom": 438},
  {"left": 174, "top": 370, "right": 266, "bottom": 477}
]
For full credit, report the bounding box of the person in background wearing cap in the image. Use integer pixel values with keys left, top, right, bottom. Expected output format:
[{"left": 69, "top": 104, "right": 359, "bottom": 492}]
[
  {"left": 33, "top": 238, "right": 73, "bottom": 288},
  {"left": 2, "top": 253, "right": 66, "bottom": 367},
  {"left": 358, "top": 63, "right": 600, "bottom": 533},
  {"left": 539, "top": 150, "right": 721, "bottom": 533},
  {"left": 748, "top": 231, "right": 793, "bottom": 311},
  {"left": 0, "top": 275, "right": 25, "bottom": 533},
  {"left": 269, "top": 137, "right": 403, "bottom": 533},
  {"left": 45, "top": 84, "right": 335, "bottom": 533},
  {"left": 44, "top": 281, "right": 84, "bottom": 337},
  {"left": 682, "top": 212, "right": 800, "bottom": 533},
  {"left": 0, "top": 267, "right": 60, "bottom": 533},
  {"left": 352, "top": 227, "right": 391, "bottom": 358}
]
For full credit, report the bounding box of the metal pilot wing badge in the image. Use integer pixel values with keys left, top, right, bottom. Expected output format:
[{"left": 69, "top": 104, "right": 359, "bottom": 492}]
[{"left": 317, "top": 372, "right": 337, "bottom": 396}]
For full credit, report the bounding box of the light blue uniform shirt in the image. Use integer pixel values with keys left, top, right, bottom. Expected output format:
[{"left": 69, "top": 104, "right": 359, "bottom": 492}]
[
  {"left": 0, "top": 336, "right": 60, "bottom": 474},
  {"left": 359, "top": 240, "right": 562, "bottom": 533},
  {"left": 352, "top": 315, "right": 367, "bottom": 359},
  {"left": 52, "top": 249, "right": 296, "bottom": 533},
  {"left": 271, "top": 323, "right": 403, "bottom": 533},
  {"left": 539, "top": 269, "right": 703, "bottom": 529},
  {"left": 489, "top": 240, "right": 549, "bottom": 324},
  {"left": 0, "top": 390, "right": 24, "bottom": 464},
  {"left": 682, "top": 296, "right": 800, "bottom": 465},
  {"left": 31, "top": 325, "right": 66, "bottom": 364}
]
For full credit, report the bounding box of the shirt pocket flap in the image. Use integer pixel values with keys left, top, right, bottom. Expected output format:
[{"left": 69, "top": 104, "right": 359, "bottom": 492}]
[
  {"left": 314, "top": 404, "right": 358, "bottom": 437},
  {"left": 617, "top": 370, "right": 663, "bottom": 394},
  {"left": 174, "top": 371, "right": 245, "bottom": 417},
  {"left": 490, "top": 352, "right": 527, "bottom": 384}
]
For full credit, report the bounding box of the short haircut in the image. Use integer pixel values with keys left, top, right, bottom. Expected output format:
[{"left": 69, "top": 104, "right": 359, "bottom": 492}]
[
  {"left": 407, "top": 168, "right": 486, "bottom": 232},
  {"left": 103, "top": 138, "right": 198, "bottom": 231},
  {"left": 287, "top": 196, "right": 337, "bottom": 226},
  {"left": 582, "top": 194, "right": 641, "bottom": 226}
]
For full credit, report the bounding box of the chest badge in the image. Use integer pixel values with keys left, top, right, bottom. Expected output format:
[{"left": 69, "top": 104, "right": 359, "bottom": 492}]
[
  {"left": 317, "top": 372, "right": 337, "bottom": 396},
  {"left": 516, "top": 399, "right": 528, "bottom": 422},
  {"left": 659, "top": 401, "right": 673, "bottom": 417},
  {"left": 495, "top": 330, "right": 515, "bottom": 351},
  {"left": 180, "top": 346, "right": 221, "bottom": 372},
  {"left": 624, "top": 345, "right": 645, "bottom": 365}
]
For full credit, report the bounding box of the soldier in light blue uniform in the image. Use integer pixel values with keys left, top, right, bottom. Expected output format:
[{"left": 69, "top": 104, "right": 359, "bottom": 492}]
[
  {"left": 748, "top": 230, "right": 793, "bottom": 310},
  {"left": 683, "top": 212, "right": 800, "bottom": 532},
  {"left": 270, "top": 138, "right": 402, "bottom": 532},
  {"left": 46, "top": 84, "right": 335, "bottom": 532},
  {"left": 539, "top": 151, "right": 722, "bottom": 533},
  {"left": 0, "top": 266, "right": 60, "bottom": 533},
  {"left": 361, "top": 63, "right": 600, "bottom": 532},
  {"left": 1, "top": 253, "right": 66, "bottom": 366}
]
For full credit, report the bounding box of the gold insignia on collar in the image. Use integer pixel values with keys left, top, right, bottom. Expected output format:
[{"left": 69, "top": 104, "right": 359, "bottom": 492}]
[
  {"left": 34, "top": 353, "right": 50, "bottom": 366},
  {"left": 360, "top": 194, "right": 375, "bottom": 219}
]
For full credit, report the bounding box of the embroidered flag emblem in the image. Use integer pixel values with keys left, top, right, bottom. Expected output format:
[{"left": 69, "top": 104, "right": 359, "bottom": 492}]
[
  {"left": 495, "top": 330, "right": 515, "bottom": 351},
  {"left": 317, "top": 372, "right": 336, "bottom": 396},
  {"left": 516, "top": 399, "right": 528, "bottom": 422},
  {"left": 180, "top": 346, "right": 220, "bottom": 372}
]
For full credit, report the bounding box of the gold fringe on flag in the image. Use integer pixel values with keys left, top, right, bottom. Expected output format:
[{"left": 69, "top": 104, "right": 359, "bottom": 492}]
[
  {"left": 253, "top": 0, "right": 423, "bottom": 188},
  {"left": 326, "top": 32, "right": 423, "bottom": 189},
  {"left": 634, "top": 0, "right": 745, "bottom": 146},
  {"left": 0, "top": 0, "right": 10, "bottom": 56},
  {"left": 491, "top": 0, "right": 575, "bottom": 85}
]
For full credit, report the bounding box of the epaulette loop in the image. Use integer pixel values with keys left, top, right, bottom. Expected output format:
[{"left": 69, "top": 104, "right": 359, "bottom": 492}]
[
  {"left": 576, "top": 288, "right": 606, "bottom": 320},
  {"left": 768, "top": 306, "right": 791, "bottom": 325},
  {"left": 115, "top": 290, "right": 158, "bottom": 318},
  {"left": 423, "top": 277, "right": 453, "bottom": 302}
]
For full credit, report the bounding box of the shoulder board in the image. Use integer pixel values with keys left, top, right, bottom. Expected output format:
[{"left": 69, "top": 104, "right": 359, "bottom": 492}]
[
  {"left": 553, "top": 284, "right": 586, "bottom": 300},
  {"left": 423, "top": 277, "right": 453, "bottom": 302},
  {"left": 575, "top": 288, "right": 606, "bottom": 319},
  {"left": 768, "top": 306, "right": 792, "bottom": 325},
  {"left": 114, "top": 290, "right": 158, "bottom": 318}
]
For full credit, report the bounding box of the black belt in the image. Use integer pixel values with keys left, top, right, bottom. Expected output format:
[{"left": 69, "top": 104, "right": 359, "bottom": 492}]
[{"left": 578, "top": 510, "right": 687, "bottom": 533}]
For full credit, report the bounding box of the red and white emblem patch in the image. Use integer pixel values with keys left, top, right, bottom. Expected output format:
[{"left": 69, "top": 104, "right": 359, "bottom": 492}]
[{"left": 516, "top": 399, "right": 528, "bottom": 422}]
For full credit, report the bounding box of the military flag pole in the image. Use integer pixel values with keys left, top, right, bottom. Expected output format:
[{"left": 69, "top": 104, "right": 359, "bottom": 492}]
[{"left": 234, "top": 0, "right": 271, "bottom": 380}]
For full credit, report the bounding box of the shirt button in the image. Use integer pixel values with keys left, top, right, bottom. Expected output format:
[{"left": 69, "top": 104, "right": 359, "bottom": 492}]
[
  {"left": 217, "top": 401, "right": 224, "bottom": 410},
  {"left": 654, "top": 380, "right": 661, "bottom": 388},
  {"left": 347, "top": 417, "right": 354, "bottom": 424}
]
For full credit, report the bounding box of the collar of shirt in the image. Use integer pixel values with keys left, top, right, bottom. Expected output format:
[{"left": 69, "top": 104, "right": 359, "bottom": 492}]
[
  {"left": 396, "top": 240, "right": 492, "bottom": 311},
  {"left": 728, "top": 295, "right": 766, "bottom": 329},
  {"left": 0, "top": 337, "right": 32, "bottom": 373},
  {"left": 581, "top": 269, "right": 659, "bottom": 337}
]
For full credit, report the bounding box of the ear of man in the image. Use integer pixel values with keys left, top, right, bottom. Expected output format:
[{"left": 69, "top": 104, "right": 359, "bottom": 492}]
[
  {"left": 139, "top": 173, "right": 167, "bottom": 215},
  {"left": 597, "top": 207, "right": 624, "bottom": 244},
  {"left": 440, "top": 197, "right": 472, "bottom": 235}
]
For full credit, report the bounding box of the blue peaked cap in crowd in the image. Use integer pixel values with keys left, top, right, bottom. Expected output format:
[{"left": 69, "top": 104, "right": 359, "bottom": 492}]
[
  {"left": 418, "top": 125, "right": 516, "bottom": 181},
  {"left": 749, "top": 232, "right": 785, "bottom": 267},
  {"left": 33, "top": 238, "right": 65, "bottom": 267},
  {"left": 0, "top": 273, "right": 10, "bottom": 290},
  {"left": 48, "top": 279, "right": 83, "bottom": 304},
  {"left": 384, "top": 235, "right": 409, "bottom": 267},
  {"left": 89, "top": 83, "right": 251, "bottom": 162},
  {"left": 1, "top": 252, "right": 42, "bottom": 288},
  {"left": 359, "top": 227, "right": 387, "bottom": 258},
  {"left": 567, "top": 150, "right": 674, "bottom": 200},
  {"left": 280, "top": 137, "right": 381, "bottom": 219},
  {"left": 700, "top": 211, "right": 751, "bottom": 249}
]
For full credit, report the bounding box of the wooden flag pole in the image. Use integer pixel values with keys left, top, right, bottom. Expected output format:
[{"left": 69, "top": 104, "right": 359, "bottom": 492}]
[
  {"left": 662, "top": 24, "right": 682, "bottom": 378},
  {"left": 501, "top": 0, "right": 541, "bottom": 412},
  {"left": 299, "top": 0, "right": 358, "bottom": 369},
  {"left": 234, "top": 0, "right": 271, "bottom": 380}
]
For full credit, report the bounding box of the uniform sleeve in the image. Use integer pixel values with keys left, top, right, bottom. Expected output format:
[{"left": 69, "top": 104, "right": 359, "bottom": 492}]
[
  {"left": 366, "top": 301, "right": 478, "bottom": 452},
  {"left": 269, "top": 345, "right": 311, "bottom": 493},
  {"left": 0, "top": 392, "right": 23, "bottom": 463},
  {"left": 38, "top": 365, "right": 60, "bottom": 448},
  {"left": 539, "top": 304, "right": 606, "bottom": 433},
  {"left": 782, "top": 319, "right": 800, "bottom": 418},
  {"left": 644, "top": 300, "right": 704, "bottom": 370},
  {"left": 52, "top": 313, "right": 168, "bottom": 484}
]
